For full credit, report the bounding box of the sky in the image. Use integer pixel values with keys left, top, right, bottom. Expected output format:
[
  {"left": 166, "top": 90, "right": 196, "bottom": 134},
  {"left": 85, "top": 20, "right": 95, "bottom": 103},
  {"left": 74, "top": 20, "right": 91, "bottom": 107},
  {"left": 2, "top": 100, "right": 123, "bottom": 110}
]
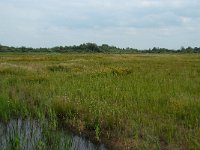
[{"left": 0, "top": 0, "right": 200, "bottom": 49}]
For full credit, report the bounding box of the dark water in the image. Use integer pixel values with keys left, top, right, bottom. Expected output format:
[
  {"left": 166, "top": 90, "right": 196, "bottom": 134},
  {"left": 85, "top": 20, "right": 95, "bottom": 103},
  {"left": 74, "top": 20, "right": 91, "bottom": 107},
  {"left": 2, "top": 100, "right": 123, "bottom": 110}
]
[{"left": 0, "top": 119, "right": 106, "bottom": 150}]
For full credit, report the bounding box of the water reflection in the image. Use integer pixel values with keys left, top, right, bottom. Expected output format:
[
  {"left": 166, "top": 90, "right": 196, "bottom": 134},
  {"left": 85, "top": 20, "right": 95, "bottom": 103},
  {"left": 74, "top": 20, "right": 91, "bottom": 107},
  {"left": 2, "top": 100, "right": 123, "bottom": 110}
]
[{"left": 0, "top": 119, "right": 106, "bottom": 150}]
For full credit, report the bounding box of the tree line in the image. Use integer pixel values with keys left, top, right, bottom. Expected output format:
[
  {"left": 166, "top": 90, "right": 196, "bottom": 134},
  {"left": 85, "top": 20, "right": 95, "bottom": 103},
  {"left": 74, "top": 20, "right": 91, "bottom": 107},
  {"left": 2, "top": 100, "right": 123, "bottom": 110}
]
[{"left": 0, "top": 43, "right": 200, "bottom": 53}]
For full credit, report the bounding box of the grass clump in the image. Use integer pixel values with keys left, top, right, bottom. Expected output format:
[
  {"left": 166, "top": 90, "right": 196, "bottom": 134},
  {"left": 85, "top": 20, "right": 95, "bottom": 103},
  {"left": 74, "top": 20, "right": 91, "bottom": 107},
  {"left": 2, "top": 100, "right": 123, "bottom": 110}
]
[
  {"left": 110, "top": 67, "right": 132, "bottom": 76},
  {"left": 47, "top": 64, "right": 70, "bottom": 72}
]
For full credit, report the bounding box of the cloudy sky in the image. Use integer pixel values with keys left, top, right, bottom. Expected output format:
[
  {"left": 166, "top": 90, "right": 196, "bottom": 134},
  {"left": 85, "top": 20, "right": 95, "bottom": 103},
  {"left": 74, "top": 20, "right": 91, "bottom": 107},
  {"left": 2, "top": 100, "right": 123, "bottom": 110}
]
[{"left": 0, "top": 0, "right": 199, "bottom": 49}]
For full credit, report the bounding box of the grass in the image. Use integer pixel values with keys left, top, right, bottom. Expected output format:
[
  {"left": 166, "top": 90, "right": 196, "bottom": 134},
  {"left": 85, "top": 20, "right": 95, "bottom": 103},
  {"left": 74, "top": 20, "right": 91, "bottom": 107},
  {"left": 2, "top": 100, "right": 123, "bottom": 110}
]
[{"left": 0, "top": 53, "right": 200, "bottom": 149}]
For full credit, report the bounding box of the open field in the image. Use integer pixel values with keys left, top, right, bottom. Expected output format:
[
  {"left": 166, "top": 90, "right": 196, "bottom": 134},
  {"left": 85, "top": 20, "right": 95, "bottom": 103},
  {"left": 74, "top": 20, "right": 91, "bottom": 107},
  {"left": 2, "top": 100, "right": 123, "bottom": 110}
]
[{"left": 0, "top": 53, "right": 200, "bottom": 149}]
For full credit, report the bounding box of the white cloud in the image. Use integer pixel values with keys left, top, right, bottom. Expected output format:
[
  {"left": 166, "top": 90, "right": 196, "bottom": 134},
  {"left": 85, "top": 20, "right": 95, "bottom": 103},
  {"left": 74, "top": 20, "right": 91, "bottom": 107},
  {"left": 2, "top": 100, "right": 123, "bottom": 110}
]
[{"left": 0, "top": 0, "right": 200, "bottom": 49}]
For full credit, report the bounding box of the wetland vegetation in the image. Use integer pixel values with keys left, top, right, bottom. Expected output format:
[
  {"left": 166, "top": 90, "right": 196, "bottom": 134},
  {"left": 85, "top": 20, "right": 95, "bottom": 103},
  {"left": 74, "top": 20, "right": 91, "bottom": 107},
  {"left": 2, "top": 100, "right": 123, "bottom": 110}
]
[{"left": 0, "top": 53, "right": 200, "bottom": 149}]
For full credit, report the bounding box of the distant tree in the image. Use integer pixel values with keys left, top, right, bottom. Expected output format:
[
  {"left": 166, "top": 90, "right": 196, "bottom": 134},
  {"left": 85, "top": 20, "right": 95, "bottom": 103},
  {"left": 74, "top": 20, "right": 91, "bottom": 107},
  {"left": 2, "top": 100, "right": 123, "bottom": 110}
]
[
  {"left": 185, "top": 46, "right": 193, "bottom": 53},
  {"left": 85, "top": 43, "right": 101, "bottom": 52},
  {"left": 180, "top": 46, "right": 185, "bottom": 51},
  {"left": 100, "top": 44, "right": 110, "bottom": 52},
  {"left": 0, "top": 43, "right": 199, "bottom": 53}
]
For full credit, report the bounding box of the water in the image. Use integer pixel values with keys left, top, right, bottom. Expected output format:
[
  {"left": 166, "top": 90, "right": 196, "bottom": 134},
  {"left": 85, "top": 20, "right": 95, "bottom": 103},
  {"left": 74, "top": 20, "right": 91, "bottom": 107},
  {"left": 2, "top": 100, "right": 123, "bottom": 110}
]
[{"left": 0, "top": 119, "right": 106, "bottom": 150}]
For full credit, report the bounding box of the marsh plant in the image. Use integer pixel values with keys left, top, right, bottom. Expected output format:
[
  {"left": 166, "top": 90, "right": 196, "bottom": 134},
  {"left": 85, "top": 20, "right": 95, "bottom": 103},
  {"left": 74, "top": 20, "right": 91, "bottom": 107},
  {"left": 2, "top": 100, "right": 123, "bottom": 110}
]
[
  {"left": 0, "top": 119, "right": 73, "bottom": 150},
  {"left": 0, "top": 53, "right": 200, "bottom": 149},
  {"left": 0, "top": 118, "right": 106, "bottom": 150}
]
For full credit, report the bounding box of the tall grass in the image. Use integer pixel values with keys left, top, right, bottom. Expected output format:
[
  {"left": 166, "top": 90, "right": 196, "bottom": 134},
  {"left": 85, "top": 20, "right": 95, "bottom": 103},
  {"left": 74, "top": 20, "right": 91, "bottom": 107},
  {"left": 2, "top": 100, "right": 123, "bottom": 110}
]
[{"left": 0, "top": 53, "right": 200, "bottom": 149}]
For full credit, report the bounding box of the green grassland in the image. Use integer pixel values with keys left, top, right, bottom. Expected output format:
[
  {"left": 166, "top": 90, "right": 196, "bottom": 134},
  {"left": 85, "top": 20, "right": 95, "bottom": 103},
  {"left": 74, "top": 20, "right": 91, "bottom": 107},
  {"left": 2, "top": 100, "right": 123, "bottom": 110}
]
[{"left": 0, "top": 53, "right": 200, "bottom": 149}]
